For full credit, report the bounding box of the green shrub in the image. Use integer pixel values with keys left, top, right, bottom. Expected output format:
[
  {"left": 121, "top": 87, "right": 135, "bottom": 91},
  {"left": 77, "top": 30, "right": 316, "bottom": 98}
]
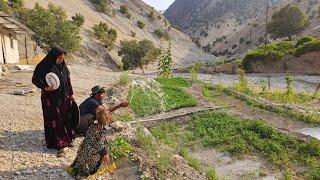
[
  {"left": 137, "top": 20, "right": 145, "bottom": 29},
  {"left": 148, "top": 11, "right": 155, "bottom": 21},
  {"left": 243, "top": 41, "right": 295, "bottom": 71},
  {"left": 295, "top": 36, "right": 316, "bottom": 47},
  {"left": 295, "top": 40, "right": 320, "bottom": 56},
  {"left": 91, "top": 0, "right": 111, "bottom": 14},
  {"left": 130, "top": 31, "right": 136, "bottom": 37},
  {"left": 119, "top": 5, "right": 128, "bottom": 14},
  {"left": 154, "top": 29, "right": 170, "bottom": 41},
  {"left": 93, "top": 22, "right": 117, "bottom": 50},
  {"left": 119, "top": 39, "right": 160, "bottom": 74},
  {"left": 71, "top": 13, "right": 85, "bottom": 27},
  {"left": 0, "top": 0, "right": 10, "bottom": 13},
  {"left": 24, "top": 3, "right": 81, "bottom": 52}
]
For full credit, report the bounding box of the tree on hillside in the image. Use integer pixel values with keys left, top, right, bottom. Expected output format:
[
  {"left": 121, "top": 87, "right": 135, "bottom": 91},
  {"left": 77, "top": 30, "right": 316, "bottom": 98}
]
[
  {"left": 72, "top": 13, "right": 85, "bottom": 27},
  {"left": 267, "top": 5, "right": 309, "bottom": 40},
  {"left": 93, "top": 22, "right": 117, "bottom": 50},
  {"left": 91, "top": 0, "right": 111, "bottom": 14},
  {"left": 118, "top": 39, "right": 161, "bottom": 74},
  {"left": 0, "top": 0, "right": 10, "bottom": 13},
  {"left": 24, "top": 3, "right": 81, "bottom": 52}
]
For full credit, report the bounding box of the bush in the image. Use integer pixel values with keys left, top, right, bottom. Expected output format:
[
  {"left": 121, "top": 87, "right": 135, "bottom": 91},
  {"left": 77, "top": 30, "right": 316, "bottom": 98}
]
[
  {"left": 295, "top": 36, "right": 316, "bottom": 47},
  {"left": 243, "top": 41, "right": 295, "bottom": 71},
  {"left": 148, "top": 11, "right": 155, "bottom": 21},
  {"left": 130, "top": 31, "right": 136, "bottom": 37},
  {"left": 119, "top": 5, "right": 128, "bottom": 14},
  {"left": 0, "top": 0, "right": 10, "bottom": 13},
  {"left": 24, "top": 3, "right": 81, "bottom": 53},
  {"left": 137, "top": 20, "right": 145, "bottom": 29},
  {"left": 154, "top": 29, "right": 170, "bottom": 41},
  {"left": 295, "top": 40, "right": 320, "bottom": 56},
  {"left": 93, "top": 22, "right": 117, "bottom": 50},
  {"left": 71, "top": 13, "right": 85, "bottom": 27},
  {"left": 118, "top": 39, "right": 160, "bottom": 74},
  {"left": 91, "top": 0, "right": 111, "bottom": 14}
]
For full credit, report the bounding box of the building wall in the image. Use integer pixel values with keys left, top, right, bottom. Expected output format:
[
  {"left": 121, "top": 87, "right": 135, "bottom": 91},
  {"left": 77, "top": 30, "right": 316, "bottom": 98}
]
[
  {"left": 0, "top": 34, "right": 3, "bottom": 64},
  {"left": 0, "top": 26, "right": 19, "bottom": 64}
]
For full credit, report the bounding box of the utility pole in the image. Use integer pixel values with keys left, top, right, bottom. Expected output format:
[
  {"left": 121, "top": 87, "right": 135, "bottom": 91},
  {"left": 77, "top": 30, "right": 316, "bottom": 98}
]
[{"left": 264, "top": 1, "right": 269, "bottom": 52}]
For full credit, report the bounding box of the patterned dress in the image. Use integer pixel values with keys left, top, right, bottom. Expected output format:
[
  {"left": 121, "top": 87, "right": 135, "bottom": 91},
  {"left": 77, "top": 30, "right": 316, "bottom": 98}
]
[
  {"left": 32, "top": 47, "right": 76, "bottom": 150},
  {"left": 71, "top": 124, "right": 114, "bottom": 178}
]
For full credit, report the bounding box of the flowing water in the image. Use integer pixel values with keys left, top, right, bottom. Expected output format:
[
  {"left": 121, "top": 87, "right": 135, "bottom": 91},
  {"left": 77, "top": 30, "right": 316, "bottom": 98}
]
[{"left": 298, "top": 127, "right": 320, "bottom": 140}]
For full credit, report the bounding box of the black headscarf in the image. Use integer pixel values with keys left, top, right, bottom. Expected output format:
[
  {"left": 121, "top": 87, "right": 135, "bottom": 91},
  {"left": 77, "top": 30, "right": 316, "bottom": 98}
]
[{"left": 34, "top": 46, "right": 70, "bottom": 107}]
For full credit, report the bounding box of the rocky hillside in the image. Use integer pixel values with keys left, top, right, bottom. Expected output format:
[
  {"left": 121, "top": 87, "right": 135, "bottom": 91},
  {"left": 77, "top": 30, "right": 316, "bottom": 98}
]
[
  {"left": 165, "top": 0, "right": 320, "bottom": 56},
  {"left": 25, "top": 0, "right": 214, "bottom": 69}
]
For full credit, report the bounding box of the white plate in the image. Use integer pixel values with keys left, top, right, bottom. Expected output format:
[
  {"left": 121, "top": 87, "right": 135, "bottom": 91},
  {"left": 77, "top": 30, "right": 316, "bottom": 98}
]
[{"left": 45, "top": 72, "right": 60, "bottom": 90}]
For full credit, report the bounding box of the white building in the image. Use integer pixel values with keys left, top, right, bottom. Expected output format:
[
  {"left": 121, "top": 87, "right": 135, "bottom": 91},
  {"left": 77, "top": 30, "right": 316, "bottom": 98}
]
[{"left": 0, "top": 11, "right": 34, "bottom": 64}]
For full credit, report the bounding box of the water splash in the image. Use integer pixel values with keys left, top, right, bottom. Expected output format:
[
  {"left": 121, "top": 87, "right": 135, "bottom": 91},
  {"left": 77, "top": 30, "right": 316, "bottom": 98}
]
[{"left": 128, "top": 78, "right": 166, "bottom": 114}]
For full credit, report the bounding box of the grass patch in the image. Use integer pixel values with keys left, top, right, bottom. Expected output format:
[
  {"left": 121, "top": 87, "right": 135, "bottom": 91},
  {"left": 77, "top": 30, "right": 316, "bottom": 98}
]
[
  {"left": 155, "top": 77, "right": 192, "bottom": 88},
  {"left": 152, "top": 112, "right": 320, "bottom": 179},
  {"left": 135, "top": 127, "right": 174, "bottom": 178},
  {"left": 112, "top": 113, "right": 133, "bottom": 122},
  {"left": 129, "top": 78, "right": 198, "bottom": 117}
]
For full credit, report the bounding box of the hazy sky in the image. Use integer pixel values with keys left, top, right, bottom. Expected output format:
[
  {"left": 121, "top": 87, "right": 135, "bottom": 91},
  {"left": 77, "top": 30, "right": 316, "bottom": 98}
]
[{"left": 142, "top": 0, "right": 175, "bottom": 10}]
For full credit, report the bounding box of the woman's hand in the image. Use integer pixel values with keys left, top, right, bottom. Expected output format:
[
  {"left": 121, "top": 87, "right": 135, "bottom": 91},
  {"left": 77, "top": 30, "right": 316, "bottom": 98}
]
[
  {"left": 44, "top": 86, "right": 55, "bottom": 92},
  {"left": 69, "top": 95, "right": 75, "bottom": 102},
  {"left": 102, "top": 154, "right": 110, "bottom": 166}
]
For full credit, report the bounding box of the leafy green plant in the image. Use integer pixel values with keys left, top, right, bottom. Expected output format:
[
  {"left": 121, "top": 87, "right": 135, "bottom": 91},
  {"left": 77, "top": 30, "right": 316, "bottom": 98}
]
[
  {"left": 235, "top": 69, "right": 252, "bottom": 94},
  {"left": 158, "top": 43, "right": 173, "bottom": 78},
  {"left": 190, "top": 61, "right": 201, "bottom": 81},
  {"left": 110, "top": 136, "right": 132, "bottom": 160}
]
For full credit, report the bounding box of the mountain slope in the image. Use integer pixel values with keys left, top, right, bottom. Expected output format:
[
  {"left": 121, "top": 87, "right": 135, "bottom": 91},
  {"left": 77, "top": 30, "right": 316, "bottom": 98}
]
[
  {"left": 25, "top": 0, "right": 214, "bottom": 69},
  {"left": 165, "top": 0, "right": 320, "bottom": 56}
]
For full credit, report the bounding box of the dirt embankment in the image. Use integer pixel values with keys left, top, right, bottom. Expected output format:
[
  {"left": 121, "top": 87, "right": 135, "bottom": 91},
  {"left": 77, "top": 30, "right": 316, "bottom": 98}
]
[{"left": 246, "top": 51, "right": 320, "bottom": 75}]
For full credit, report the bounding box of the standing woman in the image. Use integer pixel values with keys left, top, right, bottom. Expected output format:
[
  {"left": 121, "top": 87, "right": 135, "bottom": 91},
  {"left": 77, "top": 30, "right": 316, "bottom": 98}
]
[{"left": 32, "top": 47, "right": 76, "bottom": 157}]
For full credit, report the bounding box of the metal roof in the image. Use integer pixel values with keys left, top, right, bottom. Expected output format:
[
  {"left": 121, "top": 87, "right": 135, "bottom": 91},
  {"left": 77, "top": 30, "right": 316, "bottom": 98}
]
[{"left": 0, "top": 11, "right": 34, "bottom": 36}]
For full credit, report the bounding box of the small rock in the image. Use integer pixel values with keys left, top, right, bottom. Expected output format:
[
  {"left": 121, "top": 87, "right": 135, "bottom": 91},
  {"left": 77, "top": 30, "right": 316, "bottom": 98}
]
[
  {"left": 14, "top": 171, "right": 21, "bottom": 175},
  {"left": 111, "top": 121, "right": 126, "bottom": 131}
]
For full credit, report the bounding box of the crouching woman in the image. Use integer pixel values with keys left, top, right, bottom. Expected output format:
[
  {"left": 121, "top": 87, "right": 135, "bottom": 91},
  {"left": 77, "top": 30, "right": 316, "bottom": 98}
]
[{"left": 69, "top": 108, "right": 115, "bottom": 179}]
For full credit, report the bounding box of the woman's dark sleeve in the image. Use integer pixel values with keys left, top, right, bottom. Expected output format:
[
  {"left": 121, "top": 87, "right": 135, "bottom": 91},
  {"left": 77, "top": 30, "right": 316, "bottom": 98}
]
[
  {"left": 32, "top": 72, "right": 46, "bottom": 89},
  {"left": 67, "top": 76, "right": 74, "bottom": 96}
]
